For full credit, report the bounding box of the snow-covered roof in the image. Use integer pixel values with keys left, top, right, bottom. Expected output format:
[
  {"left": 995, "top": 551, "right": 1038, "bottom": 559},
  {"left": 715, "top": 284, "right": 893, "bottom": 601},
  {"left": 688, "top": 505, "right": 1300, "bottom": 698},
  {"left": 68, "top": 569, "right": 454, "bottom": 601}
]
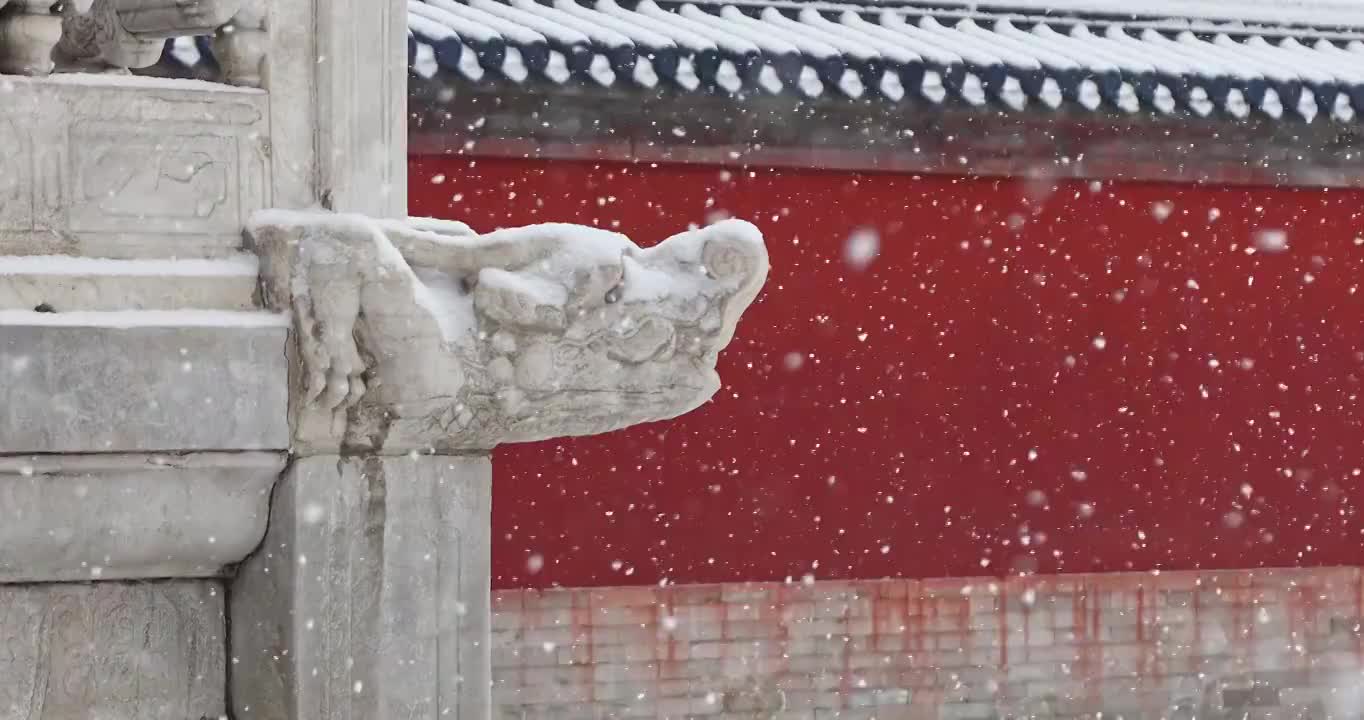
[{"left": 401, "top": 0, "right": 1364, "bottom": 122}]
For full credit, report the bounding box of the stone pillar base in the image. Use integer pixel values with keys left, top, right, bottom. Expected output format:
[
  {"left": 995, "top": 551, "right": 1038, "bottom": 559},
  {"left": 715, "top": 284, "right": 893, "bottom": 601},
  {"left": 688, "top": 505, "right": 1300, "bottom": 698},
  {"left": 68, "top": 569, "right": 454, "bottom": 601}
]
[{"left": 229, "top": 454, "right": 491, "bottom": 720}]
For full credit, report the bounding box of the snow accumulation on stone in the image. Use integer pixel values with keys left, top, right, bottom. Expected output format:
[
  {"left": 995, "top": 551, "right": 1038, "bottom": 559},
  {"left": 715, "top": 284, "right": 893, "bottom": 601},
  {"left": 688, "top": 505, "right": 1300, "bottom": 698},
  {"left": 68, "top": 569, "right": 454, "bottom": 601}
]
[
  {"left": 36, "top": 73, "right": 264, "bottom": 93},
  {"left": 0, "top": 255, "right": 259, "bottom": 277},
  {"left": 248, "top": 211, "right": 765, "bottom": 317},
  {"left": 401, "top": 0, "right": 1364, "bottom": 120},
  {"left": 872, "top": 0, "right": 1364, "bottom": 27},
  {"left": 0, "top": 310, "right": 289, "bottom": 328}
]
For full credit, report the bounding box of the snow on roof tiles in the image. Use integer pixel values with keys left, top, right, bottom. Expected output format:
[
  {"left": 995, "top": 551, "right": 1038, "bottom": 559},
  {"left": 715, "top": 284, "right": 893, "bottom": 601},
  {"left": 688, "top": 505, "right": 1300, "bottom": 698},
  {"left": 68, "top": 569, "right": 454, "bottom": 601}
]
[{"left": 179, "top": 0, "right": 1364, "bottom": 123}]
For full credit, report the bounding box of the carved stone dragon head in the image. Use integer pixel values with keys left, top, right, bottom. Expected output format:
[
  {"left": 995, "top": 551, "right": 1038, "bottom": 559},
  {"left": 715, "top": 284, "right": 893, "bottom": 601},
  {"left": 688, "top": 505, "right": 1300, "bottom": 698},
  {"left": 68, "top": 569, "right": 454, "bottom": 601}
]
[{"left": 248, "top": 211, "right": 768, "bottom": 452}]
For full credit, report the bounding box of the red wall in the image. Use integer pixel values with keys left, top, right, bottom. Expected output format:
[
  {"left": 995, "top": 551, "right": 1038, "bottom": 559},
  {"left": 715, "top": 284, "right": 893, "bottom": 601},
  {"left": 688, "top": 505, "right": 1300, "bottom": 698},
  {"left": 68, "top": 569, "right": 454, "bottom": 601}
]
[{"left": 410, "top": 156, "right": 1364, "bottom": 590}]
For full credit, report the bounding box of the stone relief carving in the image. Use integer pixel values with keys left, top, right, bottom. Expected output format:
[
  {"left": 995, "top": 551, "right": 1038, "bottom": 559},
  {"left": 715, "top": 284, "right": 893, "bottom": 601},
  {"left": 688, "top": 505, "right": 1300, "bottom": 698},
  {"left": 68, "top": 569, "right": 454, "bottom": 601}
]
[
  {"left": 249, "top": 211, "right": 769, "bottom": 452},
  {"left": 83, "top": 145, "right": 227, "bottom": 219},
  {"left": 0, "top": 76, "right": 267, "bottom": 257},
  {"left": 71, "top": 129, "right": 233, "bottom": 232},
  {"left": 0, "top": 581, "right": 226, "bottom": 719}
]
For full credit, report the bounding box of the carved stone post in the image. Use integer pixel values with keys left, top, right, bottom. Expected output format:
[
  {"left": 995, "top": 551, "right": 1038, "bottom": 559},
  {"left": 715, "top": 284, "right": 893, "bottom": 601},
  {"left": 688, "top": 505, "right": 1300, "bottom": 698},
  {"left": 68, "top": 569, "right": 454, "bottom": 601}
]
[
  {"left": 229, "top": 212, "right": 769, "bottom": 719},
  {"left": 216, "top": 0, "right": 265, "bottom": 87},
  {"left": 0, "top": 0, "right": 64, "bottom": 75}
]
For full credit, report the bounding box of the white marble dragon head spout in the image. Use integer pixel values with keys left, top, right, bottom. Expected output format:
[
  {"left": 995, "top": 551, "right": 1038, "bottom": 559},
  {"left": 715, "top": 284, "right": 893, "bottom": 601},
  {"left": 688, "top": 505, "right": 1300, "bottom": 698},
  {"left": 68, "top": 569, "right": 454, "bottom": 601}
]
[{"left": 247, "top": 211, "right": 768, "bottom": 453}]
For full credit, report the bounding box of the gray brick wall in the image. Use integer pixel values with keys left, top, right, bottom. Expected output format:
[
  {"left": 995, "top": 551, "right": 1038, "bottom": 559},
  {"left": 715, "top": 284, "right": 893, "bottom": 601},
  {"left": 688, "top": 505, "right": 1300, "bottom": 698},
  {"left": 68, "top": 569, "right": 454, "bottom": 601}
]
[{"left": 491, "top": 569, "right": 1364, "bottom": 719}]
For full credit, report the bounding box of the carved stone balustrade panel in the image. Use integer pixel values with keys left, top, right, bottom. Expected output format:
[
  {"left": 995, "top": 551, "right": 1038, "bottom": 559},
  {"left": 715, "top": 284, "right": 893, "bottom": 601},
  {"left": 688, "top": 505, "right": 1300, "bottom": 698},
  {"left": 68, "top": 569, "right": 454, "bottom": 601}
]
[{"left": 0, "top": 74, "right": 269, "bottom": 258}]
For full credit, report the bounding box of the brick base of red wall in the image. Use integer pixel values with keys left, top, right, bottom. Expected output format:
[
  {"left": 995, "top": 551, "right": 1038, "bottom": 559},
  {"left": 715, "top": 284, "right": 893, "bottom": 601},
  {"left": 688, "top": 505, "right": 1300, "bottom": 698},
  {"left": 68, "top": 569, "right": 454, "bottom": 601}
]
[{"left": 491, "top": 569, "right": 1364, "bottom": 719}]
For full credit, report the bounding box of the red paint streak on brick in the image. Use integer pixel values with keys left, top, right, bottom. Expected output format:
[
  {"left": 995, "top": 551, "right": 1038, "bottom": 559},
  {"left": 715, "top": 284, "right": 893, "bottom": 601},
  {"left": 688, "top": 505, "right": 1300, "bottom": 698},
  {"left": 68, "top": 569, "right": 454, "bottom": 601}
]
[
  {"left": 957, "top": 594, "right": 971, "bottom": 664},
  {"left": 1136, "top": 586, "right": 1146, "bottom": 643},
  {"left": 512, "top": 592, "right": 528, "bottom": 693},
  {"left": 1136, "top": 585, "right": 1147, "bottom": 678},
  {"left": 1287, "top": 583, "right": 1303, "bottom": 672},
  {"left": 1071, "top": 585, "right": 1091, "bottom": 704},
  {"left": 771, "top": 584, "right": 791, "bottom": 675},
  {"left": 659, "top": 588, "right": 677, "bottom": 666},
  {"left": 1295, "top": 583, "right": 1321, "bottom": 678},
  {"left": 1356, "top": 573, "right": 1364, "bottom": 660},
  {"left": 571, "top": 591, "right": 596, "bottom": 703},
  {"left": 1191, "top": 582, "right": 1203, "bottom": 676},
  {"left": 839, "top": 601, "right": 854, "bottom": 710},
  {"left": 870, "top": 587, "right": 883, "bottom": 652},
  {"left": 719, "top": 595, "right": 731, "bottom": 643},
  {"left": 1089, "top": 583, "right": 1105, "bottom": 706},
  {"left": 998, "top": 584, "right": 1009, "bottom": 669},
  {"left": 902, "top": 592, "right": 925, "bottom": 654}
]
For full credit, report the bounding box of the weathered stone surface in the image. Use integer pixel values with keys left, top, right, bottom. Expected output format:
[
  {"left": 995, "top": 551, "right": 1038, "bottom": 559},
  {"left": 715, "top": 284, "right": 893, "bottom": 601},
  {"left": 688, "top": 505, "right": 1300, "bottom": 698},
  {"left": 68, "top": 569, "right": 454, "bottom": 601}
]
[
  {"left": 0, "top": 452, "right": 280, "bottom": 582},
  {"left": 249, "top": 211, "right": 769, "bottom": 453},
  {"left": 0, "top": 580, "right": 226, "bottom": 719},
  {"left": 56, "top": 0, "right": 169, "bottom": 71},
  {"left": 216, "top": 0, "right": 266, "bottom": 87},
  {"left": 0, "top": 312, "right": 289, "bottom": 453},
  {"left": 0, "top": 254, "right": 259, "bottom": 311},
  {"left": 0, "top": 0, "right": 64, "bottom": 75},
  {"left": 230, "top": 454, "right": 492, "bottom": 720},
  {"left": 312, "top": 0, "right": 408, "bottom": 217},
  {"left": 0, "top": 74, "right": 269, "bottom": 258}
]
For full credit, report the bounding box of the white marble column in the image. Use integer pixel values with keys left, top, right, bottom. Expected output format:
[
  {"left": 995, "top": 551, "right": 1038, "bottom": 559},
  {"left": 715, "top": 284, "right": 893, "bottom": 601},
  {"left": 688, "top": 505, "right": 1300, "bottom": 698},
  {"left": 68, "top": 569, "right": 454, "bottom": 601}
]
[
  {"left": 259, "top": 0, "right": 407, "bottom": 215},
  {"left": 231, "top": 455, "right": 490, "bottom": 720}
]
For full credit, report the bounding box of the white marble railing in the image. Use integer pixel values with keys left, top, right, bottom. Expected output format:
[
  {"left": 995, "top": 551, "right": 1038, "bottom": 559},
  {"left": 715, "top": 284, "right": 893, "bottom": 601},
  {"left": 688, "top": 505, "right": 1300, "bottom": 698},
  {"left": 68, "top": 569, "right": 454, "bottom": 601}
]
[{"left": 0, "top": 0, "right": 263, "bottom": 85}]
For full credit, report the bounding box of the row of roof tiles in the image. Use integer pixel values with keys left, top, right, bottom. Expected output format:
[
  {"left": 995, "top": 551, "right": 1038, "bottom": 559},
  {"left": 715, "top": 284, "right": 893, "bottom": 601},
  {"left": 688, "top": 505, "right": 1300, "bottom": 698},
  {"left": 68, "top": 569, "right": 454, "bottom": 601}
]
[{"left": 406, "top": 0, "right": 1364, "bottom": 122}]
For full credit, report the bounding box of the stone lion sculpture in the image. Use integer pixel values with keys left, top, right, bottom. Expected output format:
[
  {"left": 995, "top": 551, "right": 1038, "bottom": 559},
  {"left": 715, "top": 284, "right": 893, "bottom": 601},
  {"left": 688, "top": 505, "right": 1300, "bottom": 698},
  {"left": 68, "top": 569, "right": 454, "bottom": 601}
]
[{"left": 248, "top": 211, "right": 768, "bottom": 452}]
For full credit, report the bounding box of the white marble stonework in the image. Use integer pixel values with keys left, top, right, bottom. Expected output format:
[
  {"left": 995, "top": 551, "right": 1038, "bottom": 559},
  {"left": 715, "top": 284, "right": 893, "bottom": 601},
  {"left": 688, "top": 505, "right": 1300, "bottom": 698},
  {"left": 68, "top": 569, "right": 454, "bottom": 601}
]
[
  {"left": 231, "top": 455, "right": 493, "bottom": 720},
  {"left": 249, "top": 211, "right": 769, "bottom": 453},
  {"left": 0, "top": 312, "right": 289, "bottom": 453},
  {"left": 0, "top": 452, "right": 280, "bottom": 582},
  {"left": 0, "top": 581, "right": 227, "bottom": 720},
  {"left": 0, "top": 0, "right": 769, "bottom": 717},
  {"left": 0, "top": 74, "right": 269, "bottom": 259}
]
